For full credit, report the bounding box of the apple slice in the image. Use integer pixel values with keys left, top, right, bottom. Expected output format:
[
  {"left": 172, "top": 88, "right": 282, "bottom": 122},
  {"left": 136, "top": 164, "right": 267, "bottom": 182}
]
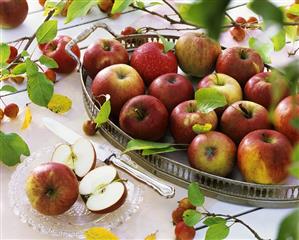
[
  {"left": 51, "top": 138, "right": 96, "bottom": 178},
  {"left": 79, "top": 166, "right": 127, "bottom": 214}
]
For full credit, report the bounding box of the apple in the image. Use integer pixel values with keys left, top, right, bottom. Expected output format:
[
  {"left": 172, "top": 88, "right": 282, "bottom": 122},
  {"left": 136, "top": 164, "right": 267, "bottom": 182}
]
[
  {"left": 220, "top": 100, "right": 271, "bottom": 143},
  {"left": 238, "top": 129, "right": 292, "bottom": 184},
  {"left": 175, "top": 32, "right": 222, "bottom": 77},
  {"left": 25, "top": 162, "right": 79, "bottom": 216},
  {"left": 0, "top": 0, "right": 28, "bottom": 29},
  {"left": 91, "top": 64, "right": 145, "bottom": 117},
  {"left": 83, "top": 39, "right": 129, "bottom": 79},
  {"left": 274, "top": 95, "right": 299, "bottom": 144},
  {"left": 79, "top": 165, "right": 127, "bottom": 214},
  {"left": 130, "top": 42, "right": 178, "bottom": 85},
  {"left": 42, "top": 35, "right": 80, "bottom": 73},
  {"left": 170, "top": 100, "right": 218, "bottom": 144},
  {"left": 197, "top": 73, "right": 243, "bottom": 105},
  {"left": 51, "top": 138, "right": 96, "bottom": 178},
  {"left": 244, "top": 72, "right": 289, "bottom": 109},
  {"left": 175, "top": 221, "right": 196, "bottom": 240},
  {"left": 188, "top": 131, "right": 236, "bottom": 177},
  {"left": 148, "top": 73, "right": 194, "bottom": 112},
  {"left": 119, "top": 95, "right": 168, "bottom": 141},
  {"left": 216, "top": 47, "right": 264, "bottom": 87}
]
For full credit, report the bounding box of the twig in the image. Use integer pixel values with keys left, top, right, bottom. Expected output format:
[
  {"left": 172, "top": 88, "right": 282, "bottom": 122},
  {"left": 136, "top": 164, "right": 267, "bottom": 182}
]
[
  {"left": 288, "top": 47, "right": 299, "bottom": 56},
  {"left": 161, "top": 0, "right": 182, "bottom": 21},
  {"left": 225, "top": 12, "right": 235, "bottom": 24},
  {"left": 138, "top": 26, "right": 197, "bottom": 33}
]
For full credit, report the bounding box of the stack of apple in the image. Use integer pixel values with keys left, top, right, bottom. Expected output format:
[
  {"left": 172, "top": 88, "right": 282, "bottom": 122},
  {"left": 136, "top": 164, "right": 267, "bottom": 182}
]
[
  {"left": 25, "top": 138, "right": 127, "bottom": 216},
  {"left": 84, "top": 31, "right": 297, "bottom": 185}
]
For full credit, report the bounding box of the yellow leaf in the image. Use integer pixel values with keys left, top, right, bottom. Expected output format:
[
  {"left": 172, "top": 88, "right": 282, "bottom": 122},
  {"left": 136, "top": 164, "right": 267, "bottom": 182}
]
[
  {"left": 47, "top": 94, "right": 72, "bottom": 114},
  {"left": 21, "top": 106, "right": 32, "bottom": 130},
  {"left": 84, "top": 227, "right": 119, "bottom": 240},
  {"left": 145, "top": 232, "right": 157, "bottom": 240}
]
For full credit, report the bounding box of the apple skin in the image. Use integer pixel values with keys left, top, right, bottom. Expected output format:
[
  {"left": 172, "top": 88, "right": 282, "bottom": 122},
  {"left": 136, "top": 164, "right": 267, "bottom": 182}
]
[
  {"left": 170, "top": 100, "right": 218, "bottom": 144},
  {"left": 238, "top": 129, "right": 292, "bottom": 184},
  {"left": 119, "top": 95, "right": 168, "bottom": 141},
  {"left": 25, "top": 162, "right": 79, "bottom": 216},
  {"left": 92, "top": 64, "right": 145, "bottom": 117},
  {"left": 42, "top": 35, "right": 81, "bottom": 74},
  {"left": 274, "top": 95, "right": 299, "bottom": 144},
  {"left": 175, "top": 32, "right": 222, "bottom": 77},
  {"left": 188, "top": 131, "right": 236, "bottom": 177},
  {"left": 216, "top": 47, "right": 264, "bottom": 87},
  {"left": 83, "top": 39, "right": 129, "bottom": 79},
  {"left": 130, "top": 42, "right": 178, "bottom": 85},
  {"left": 220, "top": 100, "right": 271, "bottom": 143},
  {"left": 148, "top": 73, "right": 194, "bottom": 112},
  {"left": 244, "top": 72, "right": 289, "bottom": 109},
  {"left": 0, "top": 0, "right": 28, "bottom": 29}
]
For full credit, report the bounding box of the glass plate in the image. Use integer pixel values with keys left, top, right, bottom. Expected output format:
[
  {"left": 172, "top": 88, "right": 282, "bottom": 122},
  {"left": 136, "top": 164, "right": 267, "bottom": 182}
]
[{"left": 8, "top": 146, "right": 144, "bottom": 239}]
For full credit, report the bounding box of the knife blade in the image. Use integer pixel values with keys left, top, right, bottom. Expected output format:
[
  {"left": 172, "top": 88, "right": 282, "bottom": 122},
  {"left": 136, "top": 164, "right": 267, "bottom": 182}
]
[{"left": 42, "top": 117, "right": 175, "bottom": 198}]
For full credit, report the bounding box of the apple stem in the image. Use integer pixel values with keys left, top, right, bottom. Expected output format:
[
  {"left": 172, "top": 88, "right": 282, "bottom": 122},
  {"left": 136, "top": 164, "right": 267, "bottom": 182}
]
[
  {"left": 134, "top": 108, "right": 145, "bottom": 120},
  {"left": 238, "top": 104, "right": 252, "bottom": 119}
]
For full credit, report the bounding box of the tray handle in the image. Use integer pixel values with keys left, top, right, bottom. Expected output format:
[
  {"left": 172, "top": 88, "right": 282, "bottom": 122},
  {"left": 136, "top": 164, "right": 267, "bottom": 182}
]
[{"left": 65, "top": 22, "right": 118, "bottom": 66}]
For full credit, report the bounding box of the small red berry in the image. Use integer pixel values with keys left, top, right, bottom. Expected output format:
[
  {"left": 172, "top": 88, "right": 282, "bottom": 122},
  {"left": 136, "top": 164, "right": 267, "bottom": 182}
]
[
  {"left": 7, "top": 46, "right": 18, "bottom": 63},
  {"left": 45, "top": 69, "right": 56, "bottom": 82},
  {"left": 178, "top": 198, "right": 196, "bottom": 210},
  {"left": 230, "top": 26, "right": 246, "bottom": 42},
  {"left": 235, "top": 17, "right": 246, "bottom": 27},
  {"left": 83, "top": 120, "right": 97, "bottom": 136},
  {"left": 121, "top": 26, "right": 137, "bottom": 35},
  {"left": 172, "top": 207, "right": 186, "bottom": 225},
  {"left": 247, "top": 16, "right": 258, "bottom": 24},
  {"left": 175, "top": 221, "right": 196, "bottom": 240},
  {"left": 4, "top": 103, "right": 19, "bottom": 119}
]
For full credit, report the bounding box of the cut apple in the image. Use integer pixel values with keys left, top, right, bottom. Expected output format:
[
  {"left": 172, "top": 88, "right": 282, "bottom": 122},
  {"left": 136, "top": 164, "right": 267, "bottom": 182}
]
[
  {"left": 51, "top": 138, "right": 96, "bottom": 178},
  {"left": 79, "top": 166, "right": 127, "bottom": 214}
]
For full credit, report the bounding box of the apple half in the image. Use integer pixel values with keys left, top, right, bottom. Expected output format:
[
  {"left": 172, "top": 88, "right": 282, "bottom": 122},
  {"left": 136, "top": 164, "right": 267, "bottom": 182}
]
[
  {"left": 51, "top": 138, "right": 96, "bottom": 178},
  {"left": 79, "top": 166, "right": 127, "bottom": 214}
]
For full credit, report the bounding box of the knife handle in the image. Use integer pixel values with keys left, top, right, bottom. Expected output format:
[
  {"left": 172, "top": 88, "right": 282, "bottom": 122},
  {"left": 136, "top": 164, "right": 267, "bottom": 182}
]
[{"left": 109, "top": 155, "right": 175, "bottom": 198}]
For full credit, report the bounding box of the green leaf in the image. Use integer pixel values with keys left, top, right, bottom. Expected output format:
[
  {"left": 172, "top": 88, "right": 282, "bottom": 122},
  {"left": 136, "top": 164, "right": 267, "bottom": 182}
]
[
  {"left": 291, "top": 117, "right": 299, "bottom": 130},
  {"left": 1, "top": 68, "right": 9, "bottom": 76},
  {"left": 289, "top": 161, "right": 299, "bottom": 178},
  {"left": 291, "top": 144, "right": 299, "bottom": 162},
  {"left": 277, "top": 209, "right": 299, "bottom": 240},
  {"left": 36, "top": 20, "right": 58, "bottom": 44},
  {"left": 142, "top": 146, "right": 177, "bottom": 156},
  {"left": 134, "top": 0, "right": 145, "bottom": 9},
  {"left": 25, "top": 58, "right": 38, "bottom": 77},
  {"left": 27, "top": 72, "right": 54, "bottom": 107},
  {"left": 94, "top": 98, "right": 111, "bottom": 126},
  {"left": 124, "top": 139, "right": 172, "bottom": 154},
  {"left": 205, "top": 223, "right": 230, "bottom": 240},
  {"left": 0, "top": 43, "right": 10, "bottom": 64},
  {"left": 39, "top": 55, "right": 58, "bottom": 68},
  {"left": 21, "top": 50, "right": 29, "bottom": 57},
  {"left": 203, "top": 217, "right": 227, "bottom": 226},
  {"left": 159, "top": 35, "right": 175, "bottom": 53},
  {"left": 188, "top": 182, "right": 204, "bottom": 207},
  {"left": 192, "top": 123, "right": 212, "bottom": 134},
  {"left": 0, "top": 85, "right": 17, "bottom": 93},
  {"left": 178, "top": 0, "right": 230, "bottom": 40},
  {"left": 195, "top": 88, "right": 227, "bottom": 114},
  {"left": 12, "top": 63, "right": 26, "bottom": 75},
  {"left": 279, "top": 60, "right": 299, "bottom": 95},
  {"left": 271, "top": 29, "right": 286, "bottom": 51},
  {"left": 183, "top": 209, "right": 202, "bottom": 227},
  {"left": 65, "top": 0, "right": 97, "bottom": 24},
  {"left": 0, "top": 132, "right": 30, "bottom": 166},
  {"left": 44, "top": 0, "right": 65, "bottom": 16},
  {"left": 248, "top": 37, "right": 273, "bottom": 64},
  {"left": 149, "top": 2, "right": 162, "bottom": 7},
  {"left": 111, "top": 0, "right": 132, "bottom": 14}
]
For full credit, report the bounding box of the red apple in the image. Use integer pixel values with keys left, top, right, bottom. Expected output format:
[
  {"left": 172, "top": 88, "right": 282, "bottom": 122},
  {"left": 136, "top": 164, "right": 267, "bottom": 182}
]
[
  {"left": 170, "top": 100, "right": 218, "bottom": 144},
  {"left": 188, "top": 131, "right": 236, "bottom": 177},
  {"left": 0, "top": 0, "right": 28, "bottom": 29},
  {"left": 244, "top": 72, "right": 289, "bottom": 109},
  {"left": 92, "top": 64, "right": 145, "bottom": 117},
  {"left": 238, "top": 129, "right": 292, "bottom": 184},
  {"left": 42, "top": 35, "right": 80, "bottom": 74},
  {"left": 148, "top": 73, "right": 194, "bottom": 112},
  {"left": 83, "top": 39, "right": 129, "bottom": 79},
  {"left": 119, "top": 95, "right": 168, "bottom": 141},
  {"left": 274, "top": 95, "right": 299, "bottom": 144},
  {"left": 130, "top": 42, "right": 178, "bottom": 85},
  {"left": 216, "top": 47, "right": 264, "bottom": 87},
  {"left": 25, "top": 162, "right": 79, "bottom": 216},
  {"left": 7, "top": 45, "right": 18, "bottom": 63},
  {"left": 175, "top": 32, "right": 222, "bottom": 77},
  {"left": 220, "top": 100, "right": 271, "bottom": 143}
]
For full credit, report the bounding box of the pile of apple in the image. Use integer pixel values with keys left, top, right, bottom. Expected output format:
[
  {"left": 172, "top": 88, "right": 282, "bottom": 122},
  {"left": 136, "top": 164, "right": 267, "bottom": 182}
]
[
  {"left": 83, "top": 31, "right": 299, "bottom": 186},
  {"left": 25, "top": 138, "right": 127, "bottom": 216}
]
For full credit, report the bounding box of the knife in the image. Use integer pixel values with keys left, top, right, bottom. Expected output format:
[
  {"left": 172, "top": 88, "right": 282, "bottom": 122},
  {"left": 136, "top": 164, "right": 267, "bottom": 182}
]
[{"left": 42, "top": 117, "right": 175, "bottom": 198}]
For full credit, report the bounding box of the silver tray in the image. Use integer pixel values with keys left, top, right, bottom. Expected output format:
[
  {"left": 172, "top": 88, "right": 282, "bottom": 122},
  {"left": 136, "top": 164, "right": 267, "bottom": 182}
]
[{"left": 66, "top": 23, "right": 299, "bottom": 208}]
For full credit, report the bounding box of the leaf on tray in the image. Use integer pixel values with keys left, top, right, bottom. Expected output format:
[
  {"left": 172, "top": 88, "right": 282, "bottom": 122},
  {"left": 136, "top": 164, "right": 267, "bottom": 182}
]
[
  {"left": 84, "top": 227, "right": 119, "bottom": 240},
  {"left": 183, "top": 209, "right": 202, "bottom": 227},
  {"left": 94, "top": 96, "right": 111, "bottom": 127},
  {"left": 36, "top": 20, "right": 58, "bottom": 44},
  {"left": 144, "top": 231, "right": 157, "bottom": 240},
  {"left": 39, "top": 55, "right": 58, "bottom": 69},
  {"left": 192, "top": 123, "right": 212, "bottom": 134},
  {"left": 47, "top": 94, "right": 72, "bottom": 114},
  {"left": 188, "top": 182, "right": 205, "bottom": 207},
  {"left": 141, "top": 146, "right": 177, "bottom": 156},
  {"left": 124, "top": 139, "right": 172, "bottom": 154},
  {"left": 21, "top": 105, "right": 32, "bottom": 130},
  {"left": 111, "top": 0, "right": 132, "bottom": 14},
  {"left": 65, "top": 0, "right": 98, "bottom": 24},
  {"left": 159, "top": 35, "right": 175, "bottom": 53},
  {"left": 0, "top": 131, "right": 30, "bottom": 166},
  {"left": 205, "top": 222, "right": 230, "bottom": 240}
]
